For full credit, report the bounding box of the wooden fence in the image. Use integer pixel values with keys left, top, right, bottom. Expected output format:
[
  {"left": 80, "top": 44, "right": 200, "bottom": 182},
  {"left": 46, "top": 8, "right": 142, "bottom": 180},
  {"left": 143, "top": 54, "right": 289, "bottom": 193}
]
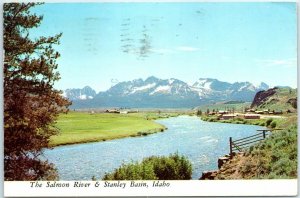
[{"left": 229, "top": 129, "right": 281, "bottom": 157}]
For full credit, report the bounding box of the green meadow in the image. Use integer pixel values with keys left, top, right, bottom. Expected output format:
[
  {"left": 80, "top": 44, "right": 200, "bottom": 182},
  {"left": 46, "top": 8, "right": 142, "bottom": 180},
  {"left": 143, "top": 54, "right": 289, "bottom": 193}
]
[{"left": 50, "top": 111, "right": 170, "bottom": 147}]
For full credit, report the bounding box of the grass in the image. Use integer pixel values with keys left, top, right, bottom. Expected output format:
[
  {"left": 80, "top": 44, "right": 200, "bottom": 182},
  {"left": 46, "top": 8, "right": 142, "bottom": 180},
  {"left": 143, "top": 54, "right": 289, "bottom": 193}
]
[
  {"left": 255, "top": 88, "right": 297, "bottom": 111},
  {"left": 126, "top": 112, "right": 181, "bottom": 120},
  {"left": 199, "top": 114, "right": 293, "bottom": 128},
  {"left": 201, "top": 116, "right": 265, "bottom": 126},
  {"left": 196, "top": 102, "right": 251, "bottom": 112},
  {"left": 50, "top": 111, "right": 172, "bottom": 146},
  {"left": 247, "top": 116, "right": 297, "bottom": 179},
  {"left": 214, "top": 114, "right": 297, "bottom": 179}
]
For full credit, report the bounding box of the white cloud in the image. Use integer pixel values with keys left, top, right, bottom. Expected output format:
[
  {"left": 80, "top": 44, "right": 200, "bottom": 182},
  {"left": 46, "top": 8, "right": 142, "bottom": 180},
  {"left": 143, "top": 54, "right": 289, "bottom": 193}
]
[
  {"left": 256, "top": 58, "right": 297, "bottom": 68},
  {"left": 176, "top": 46, "right": 200, "bottom": 52}
]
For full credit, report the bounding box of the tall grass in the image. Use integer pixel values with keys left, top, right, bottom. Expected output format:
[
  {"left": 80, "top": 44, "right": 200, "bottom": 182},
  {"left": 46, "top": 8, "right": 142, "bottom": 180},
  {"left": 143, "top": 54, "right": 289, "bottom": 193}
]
[{"left": 247, "top": 124, "right": 297, "bottom": 179}]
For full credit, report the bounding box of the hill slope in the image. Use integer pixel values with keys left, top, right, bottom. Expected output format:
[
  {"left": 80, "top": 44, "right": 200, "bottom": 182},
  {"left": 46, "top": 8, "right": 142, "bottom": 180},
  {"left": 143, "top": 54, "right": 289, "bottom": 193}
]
[
  {"left": 202, "top": 87, "right": 297, "bottom": 180},
  {"left": 251, "top": 87, "right": 297, "bottom": 111}
]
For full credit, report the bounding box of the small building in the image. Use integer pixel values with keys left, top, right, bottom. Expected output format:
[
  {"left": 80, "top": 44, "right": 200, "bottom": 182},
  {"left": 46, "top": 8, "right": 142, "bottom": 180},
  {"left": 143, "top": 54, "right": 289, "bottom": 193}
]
[
  {"left": 274, "top": 110, "right": 283, "bottom": 115},
  {"left": 255, "top": 111, "right": 264, "bottom": 114},
  {"left": 105, "top": 109, "right": 120, "bottom": 113},
  {"left": 244, "top": 114, "right": 260, "bottom": 119},
  {"left": 246, "top": 109, "right": 256, "bottom": 113},
  {"left": 128, "top": 110, "right": 139, "bottom": 113},
  {"left": 222, "top": 114, "right": 236, "bottom": 120},
  {"left": 263, "top": 109, "right": 269, "bottom": 114},
  {"left": 218, "top": 110, "right": 229, "bottom": 115},
  {"left": 120, "top": 111, "right": 128, "bottom": 114}
]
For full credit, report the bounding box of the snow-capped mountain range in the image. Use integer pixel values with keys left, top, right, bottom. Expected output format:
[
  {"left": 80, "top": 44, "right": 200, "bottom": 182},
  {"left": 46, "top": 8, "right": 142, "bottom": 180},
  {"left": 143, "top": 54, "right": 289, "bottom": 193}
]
[
  {"left": 64, "top": 76, "right": 270, "bottom": 108},
  {"left": 64, "top": 86, "right": 96, "bottom": 100}
]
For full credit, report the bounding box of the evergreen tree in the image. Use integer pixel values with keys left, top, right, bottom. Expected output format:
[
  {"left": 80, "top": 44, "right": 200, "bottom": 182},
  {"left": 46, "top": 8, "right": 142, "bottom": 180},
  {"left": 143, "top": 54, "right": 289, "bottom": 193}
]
[
  {"left": 196, "top": 109, "right": 202, "bottom": 116},
  {"left": 4, "top": 3, "right": 70, "bottom": 180}
]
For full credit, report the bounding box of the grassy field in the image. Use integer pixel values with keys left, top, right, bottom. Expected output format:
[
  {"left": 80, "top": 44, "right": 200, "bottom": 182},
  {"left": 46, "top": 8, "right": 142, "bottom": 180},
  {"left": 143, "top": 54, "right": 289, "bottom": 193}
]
[{"left": 50, "top": 111, "right": 176, "bottom": 146}]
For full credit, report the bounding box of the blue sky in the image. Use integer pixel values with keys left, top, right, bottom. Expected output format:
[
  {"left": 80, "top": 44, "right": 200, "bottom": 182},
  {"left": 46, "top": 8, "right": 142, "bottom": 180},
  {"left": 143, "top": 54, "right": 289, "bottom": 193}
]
[{"left": 31, "top": 2, "right": 297, "bottom": 92}]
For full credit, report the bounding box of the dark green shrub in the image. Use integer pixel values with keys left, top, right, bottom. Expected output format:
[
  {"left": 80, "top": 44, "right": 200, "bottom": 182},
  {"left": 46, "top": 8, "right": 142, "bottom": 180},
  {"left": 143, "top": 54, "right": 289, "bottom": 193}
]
[
  {"left": 254, "top": 122, "right": 260, "bottom": 125},
  {"left": 103, "top": 161, "right": 157, "bottom": 180},
  {"left": 259, "top": 122, "right": 265, "bottom": 126},
  {"left": 235, "top": 117, "right": 244, "bottom": 122},
  {"left": 265, "top": 118, "right": 273, "bottom": 126},
  {"left": 270, "top": 121, "right": 277, "bottom": 128},
  {"left": 208, "top": 117, "right": 217, "bottom": 122},
  {"left": 103, "top": 153, "right": 192, "bottom": 180},
  {"left": 201, "top": 117, "right": 208, "bottom": 121}
]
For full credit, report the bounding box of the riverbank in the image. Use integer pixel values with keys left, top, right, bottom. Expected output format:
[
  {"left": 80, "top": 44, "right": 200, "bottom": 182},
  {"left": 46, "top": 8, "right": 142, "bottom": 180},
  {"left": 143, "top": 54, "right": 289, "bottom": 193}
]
[
  {"left": 200, "top": 114, "right": 285, "bottom": 129},
  {"left": 200, "top": 114, "right": 297, "bottom": 179},
  {"left": 50, "top": 111, "right": 181, "bottom": 147}
]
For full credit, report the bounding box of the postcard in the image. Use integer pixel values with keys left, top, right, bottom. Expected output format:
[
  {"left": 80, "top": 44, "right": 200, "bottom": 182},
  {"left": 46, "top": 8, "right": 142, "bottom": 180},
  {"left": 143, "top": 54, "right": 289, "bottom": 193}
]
[{"left": 3, "top": 1, "right": 298, "bottom": 197}]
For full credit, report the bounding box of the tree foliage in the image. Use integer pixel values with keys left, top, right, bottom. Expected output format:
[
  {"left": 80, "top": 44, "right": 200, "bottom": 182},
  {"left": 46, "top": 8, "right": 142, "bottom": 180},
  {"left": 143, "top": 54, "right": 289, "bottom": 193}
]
[
  {"left": 4, "top": 3, "right": 70, "bottom": 180},
  {"left": 103, "top": 153, "right": 192, "bottom": 180}
]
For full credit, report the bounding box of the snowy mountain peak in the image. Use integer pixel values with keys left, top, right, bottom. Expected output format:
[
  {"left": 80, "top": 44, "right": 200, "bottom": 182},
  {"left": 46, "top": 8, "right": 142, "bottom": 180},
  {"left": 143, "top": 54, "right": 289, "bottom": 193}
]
[
  {"left": 145, "top": 76, "right": 159, "bottom": 83},
  {"left": 168, "top": 78, "right": 176, "bottom": 84},
  {"left": 66, "top": 76, "right": 272, "bottom": 108},
  {"left": 64, "top": 86, "right": 96, "bottom": 100},
  {"left": 192, "top": 78, "right": 220, "bottom": 90},
  {"left": 257, "top": 82, "right": 269, "bottom": 90}
]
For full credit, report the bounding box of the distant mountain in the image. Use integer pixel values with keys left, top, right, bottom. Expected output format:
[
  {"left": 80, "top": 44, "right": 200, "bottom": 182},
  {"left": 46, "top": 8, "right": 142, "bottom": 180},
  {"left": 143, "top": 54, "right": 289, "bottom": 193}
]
[
  {"left": 92, "top": 76, "right": 201, "bottom": 108},
  {"left": 190, "top": 78, "right": 267, "bottom": 102},
  {"left": 64, "top": 86, "right": 96, "bottom": 100},
  {"left": 63, "top": 77, "right": 271, "bottom": 109},
  {"left": 258, "top": 82, "right": 270, "bottom": 90}
]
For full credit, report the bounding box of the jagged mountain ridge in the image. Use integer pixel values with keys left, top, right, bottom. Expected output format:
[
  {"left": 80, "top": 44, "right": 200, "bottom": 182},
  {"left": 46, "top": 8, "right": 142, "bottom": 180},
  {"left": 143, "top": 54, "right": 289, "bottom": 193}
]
[
  {"left": 64, "top": 86, "right": 96, "bottom": 100},
  {"left": 64, "top": 76, "right": 270, "bottom": 108}
]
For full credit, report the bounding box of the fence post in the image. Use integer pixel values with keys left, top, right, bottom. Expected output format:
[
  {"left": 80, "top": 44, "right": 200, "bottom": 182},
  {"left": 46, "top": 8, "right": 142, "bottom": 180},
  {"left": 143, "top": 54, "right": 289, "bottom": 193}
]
[
  {"left": 263, "top": 130, "right": 266, "bottom": 139},
  {"left": 229, "top": 137, "right": 233, "bottom": 158}
]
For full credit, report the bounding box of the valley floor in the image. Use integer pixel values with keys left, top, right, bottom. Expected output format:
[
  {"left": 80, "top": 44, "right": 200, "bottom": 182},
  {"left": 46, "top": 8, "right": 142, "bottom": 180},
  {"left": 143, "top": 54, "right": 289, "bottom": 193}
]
[{"left": 50, "top": 111, "right": 180, "bottom": 147}]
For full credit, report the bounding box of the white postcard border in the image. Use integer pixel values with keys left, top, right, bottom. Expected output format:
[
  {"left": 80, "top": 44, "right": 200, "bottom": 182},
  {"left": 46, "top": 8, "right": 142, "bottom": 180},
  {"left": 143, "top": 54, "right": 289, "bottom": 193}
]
[{"left": 4, "top": 180, "right": 298, "bottom": 197}]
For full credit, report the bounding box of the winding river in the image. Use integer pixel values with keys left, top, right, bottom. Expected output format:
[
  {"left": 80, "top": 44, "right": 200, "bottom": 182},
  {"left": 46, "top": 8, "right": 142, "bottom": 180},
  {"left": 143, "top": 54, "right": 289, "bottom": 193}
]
[{"left": 43, "top": 116, "right": 265, "bottom": 180}]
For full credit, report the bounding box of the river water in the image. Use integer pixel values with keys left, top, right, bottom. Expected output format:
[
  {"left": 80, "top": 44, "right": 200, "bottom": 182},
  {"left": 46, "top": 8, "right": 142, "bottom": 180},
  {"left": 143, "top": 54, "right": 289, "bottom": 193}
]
[{"left": 43, "top": 116, "right": 265, "bottom": 180}]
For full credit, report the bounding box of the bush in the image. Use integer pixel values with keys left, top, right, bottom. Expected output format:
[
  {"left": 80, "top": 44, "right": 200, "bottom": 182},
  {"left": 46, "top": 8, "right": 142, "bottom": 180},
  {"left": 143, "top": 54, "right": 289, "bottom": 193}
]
[
  {"left": 103, "top": 153, "right": 192, "bottom": 180},
  {"left": 270, "top": 121, "right": 277, "bottom": 128},
  {"left": 251, "top": 124, "right": 297, "bottom": 179},
  {"left": 259, "top": 122, "right": 265, "bottom": 126},
  {"left": 235, "top": 117, "right": 244, "bottom": 122},
  {"left": 208, "top": 118, "right": 215, "bottom": 122},
  {"left": 265, "top": 118, "right": 273, "bottom": 126},
  {"left": 201, "top": 117, "right": 208, "bottom": 121}
]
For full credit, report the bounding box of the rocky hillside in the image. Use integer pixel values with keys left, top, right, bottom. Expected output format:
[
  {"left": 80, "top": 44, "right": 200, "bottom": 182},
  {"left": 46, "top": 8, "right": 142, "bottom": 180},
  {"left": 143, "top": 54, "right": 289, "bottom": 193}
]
[{"left": 251, "top": 87, "right": 297, "bottom": 111}]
